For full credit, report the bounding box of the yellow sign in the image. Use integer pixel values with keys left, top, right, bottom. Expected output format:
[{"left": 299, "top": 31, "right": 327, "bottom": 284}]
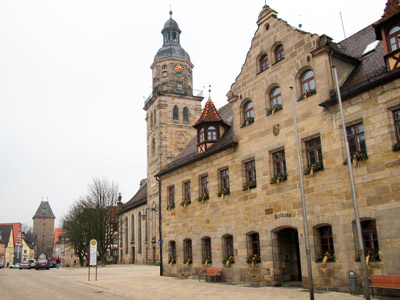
[{"left": 91, "top": 240, "right": 96, "bottom": 246}]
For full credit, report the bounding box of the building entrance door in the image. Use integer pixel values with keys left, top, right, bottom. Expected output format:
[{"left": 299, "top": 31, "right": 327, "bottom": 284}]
[
  {"left": 132, "top": 247, "right": 135, "bottom": 263},
  {"left": 272, "top": 227, "right": 302, "bottom": 285}
]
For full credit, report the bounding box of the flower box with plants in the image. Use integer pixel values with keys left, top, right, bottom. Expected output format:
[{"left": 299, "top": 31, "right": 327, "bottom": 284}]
[
  {"left": 246, "top": 254, "right": 261, "bottom": 268},
  {"left": 315, "top": 252, "right": 335, "bottom": 264},
  {"left": 223, "top": 256, "right": 235, "bottom": 266},
  {"left": 241, "top": 117, "right": 254, "bottom": 127},
  {"left": 197, "top": 193, "right": 209, "bottom": 203},
  {"left": 168, "top": 258, "right": 176, "bottom": 265},
  {"left": 202, "top": 256, "right": 212, "bottom": 266},
  {"left": 266, "top": 104, "right": 283, "bottom": 116},
  {"left": 217, "top": 188, "right": 230, "bottom": 198},
  {"left": 242, "top": 181, "right": 256, "bottom": 191},
  {"left": 183, "top": 257, "right": 192, "bottom": 265},
  {"left": 304, "top": 163, "right": 323, "bottom": 176},
  {"left": 179, "top": 199, "right": 191, "bottom": 208},
  {"left": 356, "top": 250, "right": 380, "bottom": 264},
  {"left": 393, "top": 142, "right": 400, "bottom": 152},
  {"left": 298, "top": 89, "right": 316, "bottom": 101},
  {"left": 343, "top": 151, "right": 368, "bottom": 167},
  {"left": 166, "top": 203, "right": 175, "bottom": 211},
  {"left": 270, "top": 173, "right": 288, "bottom": 184}
]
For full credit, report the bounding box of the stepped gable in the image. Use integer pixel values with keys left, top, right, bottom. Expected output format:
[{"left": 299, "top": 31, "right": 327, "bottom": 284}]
[{"left": 33, "top": 201, "right": 55, "bottom": 219}]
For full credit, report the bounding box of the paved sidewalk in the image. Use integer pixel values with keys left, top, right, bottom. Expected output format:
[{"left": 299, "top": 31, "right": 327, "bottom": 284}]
[{"left": 0, "top": 264, "right": 392, "bottom": 300}]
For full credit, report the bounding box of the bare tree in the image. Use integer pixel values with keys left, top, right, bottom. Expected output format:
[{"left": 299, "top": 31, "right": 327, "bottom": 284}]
[
  {"left": 86, "top": 178, "right": 119, "bottom": 265},
  {"left": 63, "top": 199, "right": 91, "bottom": 266},
  {"left": 21, "top": 223, "right": 33, "bottom": 235}
]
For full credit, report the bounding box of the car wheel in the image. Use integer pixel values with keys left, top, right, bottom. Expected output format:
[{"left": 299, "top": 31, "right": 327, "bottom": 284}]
[
  {"left": 19, "top": 268, "right": 22, "bottom": 270},
  {"left": 47, "top": 268, "right": 49, "bottom": 270}
]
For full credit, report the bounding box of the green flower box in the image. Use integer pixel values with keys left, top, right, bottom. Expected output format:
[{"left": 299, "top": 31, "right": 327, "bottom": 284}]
[
  {"left": 217, "top": 188, "right": 230, "bottom": 197},
  {"left": 270, "top": 173, "right": 288, "bottom": 184},
  {"left": 304, "top": 163, "right": 324, "bottom": 175},
  {"left": 266, "top": 104, "right": 283, "bottom": 116},
  {"left": 197, "top": 193, "right": 209, "bottom": 202},
  {"left": 241, "top": 117, "right": 254, "bottom": 127},
  {"left": 242, "top": 181, "right": 256, "bottom": 191}
]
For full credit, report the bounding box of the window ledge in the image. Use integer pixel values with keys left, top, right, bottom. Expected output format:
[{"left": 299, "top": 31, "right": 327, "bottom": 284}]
[
  {"left": 266, "top": 104, "right": 283, "bottom": 116},
  {"left": 343, "top": 152, "right": 368, "bottom": 166},
  {"left": 270, "top": 174, "right": 288, "bottom": 184},
  {"left": 241, "top": 117, "right": 254, "bottom": 128},
  {"left": 304, "top": 163, "right": 324, "bottom": 175},
  {"left": 256, "top": 68, "right": 269, "bottom": 75},
  {"left": 272, "top": 57, "right": 285, "bottom": 66}
]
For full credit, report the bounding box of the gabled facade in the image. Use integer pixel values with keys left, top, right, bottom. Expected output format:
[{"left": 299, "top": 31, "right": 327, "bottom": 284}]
[
  {"left": 156, "top": 3, "right": 400, "bottom": 295},
  {"left": 0, "top": 225, "right": 14, "bottom": 266}
]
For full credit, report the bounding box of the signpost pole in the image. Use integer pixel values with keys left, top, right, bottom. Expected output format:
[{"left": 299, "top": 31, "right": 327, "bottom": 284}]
[
  {"left": 88, "top": 265, "right": 90, "bottom": 281},
  {"left": 89, "top": 239, "right": 98, "bottom": 282}
]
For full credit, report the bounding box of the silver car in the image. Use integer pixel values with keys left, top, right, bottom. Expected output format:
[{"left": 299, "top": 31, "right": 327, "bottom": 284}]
[{"left": 19, "top": 261, "right": 31, "bottom": 269}]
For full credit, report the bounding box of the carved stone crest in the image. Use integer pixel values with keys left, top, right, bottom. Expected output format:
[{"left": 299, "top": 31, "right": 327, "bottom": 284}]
[{"left": 273, "top": 124, "right": 280, "bottom": 136}]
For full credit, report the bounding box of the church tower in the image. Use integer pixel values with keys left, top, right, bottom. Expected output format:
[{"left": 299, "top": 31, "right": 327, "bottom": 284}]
[
  {"left": 33, "top": 200, "right": 55, "bottom": 259},
  {"left": 144, "top": 10, "right": 203, "bottom": 205}
]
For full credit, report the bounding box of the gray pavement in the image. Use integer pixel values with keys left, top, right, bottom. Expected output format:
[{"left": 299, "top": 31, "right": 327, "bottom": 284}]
[{"left": 0, "top": 264, "right": 392, "bottom": 300}]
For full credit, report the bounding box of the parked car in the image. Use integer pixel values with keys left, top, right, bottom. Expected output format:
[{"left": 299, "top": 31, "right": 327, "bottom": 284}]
[
  {"left": 35, "top": 258, "right": 49, "bottom": 270},
  {"left": 19, "top": 261, "right": 31, "bottom": 269},
  {"left": 10, "top": 263, "right": 20, "bottom": 269},
  {"left": 28, "top": 259, "right": 36, "bottom": 268}
]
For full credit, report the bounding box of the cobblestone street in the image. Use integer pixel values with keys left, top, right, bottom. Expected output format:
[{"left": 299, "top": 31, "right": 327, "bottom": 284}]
[{"left": 1, "top": 264, "right": 390, "bottom": 300}]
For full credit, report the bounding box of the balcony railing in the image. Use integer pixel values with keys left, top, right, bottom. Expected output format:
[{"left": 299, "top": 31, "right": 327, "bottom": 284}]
[{"left": 144, "top": 84, "right": 203, "bottom": 106}]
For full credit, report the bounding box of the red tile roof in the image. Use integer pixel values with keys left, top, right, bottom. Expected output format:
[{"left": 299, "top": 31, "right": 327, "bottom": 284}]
[
  {"left": 374, "top": 0, "right": 400, "bottom": 26},
  {"left": 54, "top": 228, "right": 63, "bottom": 244},
  {"left": 192, "top": 99, "right": 223, "bottom": 127},
  {"left": 0, "top": 223, "right": 21, "bottom": 247}
]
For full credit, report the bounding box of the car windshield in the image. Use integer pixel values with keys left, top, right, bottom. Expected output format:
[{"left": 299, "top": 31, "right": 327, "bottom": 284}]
[{"left": 38, "top": 259, "right": 47, "bottom": 263}]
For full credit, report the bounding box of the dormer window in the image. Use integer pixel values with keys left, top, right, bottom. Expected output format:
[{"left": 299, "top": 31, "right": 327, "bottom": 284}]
[
  {"left": 207, "top": 126, "right": 217, "bottom": 141},
  {"left": 388, "top": 25, "right": 400, "bottom": 51}
]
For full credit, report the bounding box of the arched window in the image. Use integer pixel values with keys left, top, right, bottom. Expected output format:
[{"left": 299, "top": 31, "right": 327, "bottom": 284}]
[
  {"left": 260, "top": 54, "right": 269, "bottom": 71},
  {"left": 274, "top": 45, "right": 285, "bottom": 62},
  {"left": 183, "top": 107, "right": 189, "bottom": 122},
  {"left": 244, "top": 101, "right": 254, "bottom": 120},
  {"left": 138, "top": 212, "right": 142, "bottom": 254},
  {"left": 201, "top": 237, "right": 212, "bottom": 264},
  {"left": 183, "top": 239, "right": 192, "bottom": 264},
  {"left": 150, "top": 112, "right": 153, "bottom": 128},
  {"left": 270, "top": 87, "right": 282, "bottom": 107},
  {"left": 389, "top": 25, "right": 400, "bottom": 51},
  {"left": 173, "top": 105, "right": 179, "bottom": 120},
  {"left": 153, "top": 109, "right": 156, "bottom": 125},
  {"left": 301, "top": 70, "right": 316, "bottom": 94},
  {"left": 168, "top": 241, "right": 176, "bottom": 263},
  {"left": 207, "top": 126, "right": 217, "bottom": 141},
  {"left": 222, "top": 234, "right": 234, "bottom": 263}
]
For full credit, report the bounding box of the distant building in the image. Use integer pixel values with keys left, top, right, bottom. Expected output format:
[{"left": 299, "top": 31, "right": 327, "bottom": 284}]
[
  {"left": 0, "top": 223, "right": 22, "bottom": 264},
  {"left": 33, "top": 201, "right": 55, "bottom": 259},
  {"left": 0, "top": 225, "right": 13, "bottom": 266}
]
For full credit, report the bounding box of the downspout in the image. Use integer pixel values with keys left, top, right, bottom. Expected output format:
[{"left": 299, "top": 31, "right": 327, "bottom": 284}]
[{"left": 155, "top": 175, "right": 163, "bottom": 276}]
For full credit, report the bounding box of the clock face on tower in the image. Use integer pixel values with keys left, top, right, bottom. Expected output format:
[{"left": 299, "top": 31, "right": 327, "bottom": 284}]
[{"left": 175, "top": 63, "right": 183, "bottom": 73}]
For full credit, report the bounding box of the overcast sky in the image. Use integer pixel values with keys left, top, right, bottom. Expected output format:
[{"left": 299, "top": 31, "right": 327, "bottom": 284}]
[{"left": 0, "top": 0, "right": 386, "bottom": 228}]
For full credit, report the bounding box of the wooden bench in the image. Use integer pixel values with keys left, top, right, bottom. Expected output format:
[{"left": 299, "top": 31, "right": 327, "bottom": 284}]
[
  {"left": 370, "top": 275, "right": 400, "bottom": 296},
  {"left": 199, "top": 268, "right": 223, "bottom": 282}
]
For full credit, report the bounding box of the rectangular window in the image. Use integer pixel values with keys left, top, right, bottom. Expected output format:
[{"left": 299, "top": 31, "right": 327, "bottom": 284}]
[
  {"left": 223, "top": 235, "right": 234, "bottom": 258},
  {"left": 200, "top": 175, "right": 209, "bottom": 195},
  {"left": 394, "top": 109, "right": 400, "bottom": 141},
  {"left": 245, "top": 160, "right": 256, "bottom": 184},
  {"left": 319, "top": 226, "right": 334, "bottom": 254},
  {"left": 169, "top": 241, "right": 176, "bottom": 260},
  {"left": 306, "top": 137, "right": 323, "bottom": 166},
  {"left": 184, "top": 181, "right": 191, "bottom": 201},
  {"left": 183, "top": 239, "right": 192, "bottom": 262},
  {"left": 248, "top": 232, "right": 260, "bottom": 256},
  {"left": 220, "top": 168, "right": 229, "bottom": 191},
  {"left": 273, "top": 150, "right": 286, "bottom": 176},
  {"left": 168, "top": 186, "right": 175, "bottom": 207},
  {"left": 361, "top": 220, "right": 379, "bottom": 255},
  {"left": 346, "top": 123, "right": 366, "bottom": 155}
]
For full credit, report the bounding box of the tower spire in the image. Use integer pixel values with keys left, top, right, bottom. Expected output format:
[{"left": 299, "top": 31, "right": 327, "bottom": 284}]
[{"left": 208, "top": 85, "right": 212, "bottom": 100}]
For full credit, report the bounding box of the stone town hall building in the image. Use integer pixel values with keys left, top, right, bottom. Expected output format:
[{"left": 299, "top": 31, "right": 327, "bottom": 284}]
[{"left": 119, "top": 2, "right": 400, "bottom": 294}]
